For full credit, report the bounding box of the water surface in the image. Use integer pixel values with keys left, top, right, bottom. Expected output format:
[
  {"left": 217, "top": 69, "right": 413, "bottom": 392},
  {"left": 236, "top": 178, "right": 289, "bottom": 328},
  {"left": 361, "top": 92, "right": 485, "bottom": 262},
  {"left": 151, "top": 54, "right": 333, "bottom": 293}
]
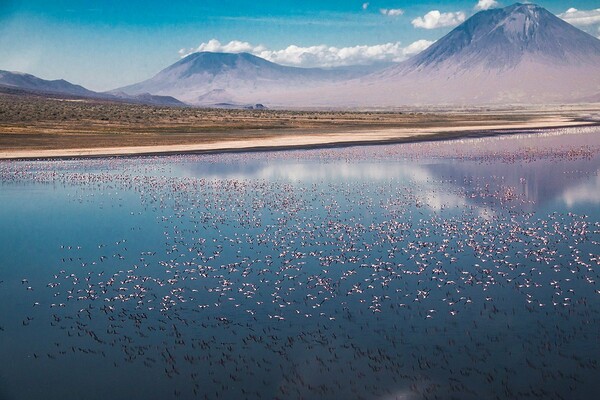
[{"left": 0, "top": 126, "right": 599, "bottom": 400}]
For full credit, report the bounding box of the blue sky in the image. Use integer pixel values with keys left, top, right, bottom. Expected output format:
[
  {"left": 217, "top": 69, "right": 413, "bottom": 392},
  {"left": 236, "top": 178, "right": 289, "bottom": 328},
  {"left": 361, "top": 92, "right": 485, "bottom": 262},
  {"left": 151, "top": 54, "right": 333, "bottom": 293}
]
[{"left": 1, "top": 0, "right": 599, "bottom": 91}]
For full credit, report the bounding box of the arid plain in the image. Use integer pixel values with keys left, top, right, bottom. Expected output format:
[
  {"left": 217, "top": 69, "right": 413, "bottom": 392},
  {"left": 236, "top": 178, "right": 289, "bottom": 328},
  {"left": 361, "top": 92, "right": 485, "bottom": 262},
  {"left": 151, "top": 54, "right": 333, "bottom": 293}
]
[{"left": 1, "top": 92, "right": 598, "bottom": 159}]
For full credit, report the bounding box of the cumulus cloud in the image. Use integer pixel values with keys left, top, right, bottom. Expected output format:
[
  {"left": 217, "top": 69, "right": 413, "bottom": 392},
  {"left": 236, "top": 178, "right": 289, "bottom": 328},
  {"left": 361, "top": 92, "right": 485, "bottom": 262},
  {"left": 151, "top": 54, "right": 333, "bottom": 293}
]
[
  {"left": 411, "top": 10, "right": 466, "bottom": 29},
  {"left": 179, "top": 39, "right": 266, "bottom": 55},
  {"left": 362, "top": 2, "right": 369, "bottom": 11},
  {"left": 558, "top": 8, "right": 600, "bottom": 26},
  {"left": 402, "top": 39, "right": 435, "bottom": 56},
  {"left": 179, "top": 39, "right": 434, "bottom": 68},
  {"left": 474, "top": 0, "right": 499, "bottom": 11},
  {"left": 380, "top": 8, "right": 404, "bottom": 16}
]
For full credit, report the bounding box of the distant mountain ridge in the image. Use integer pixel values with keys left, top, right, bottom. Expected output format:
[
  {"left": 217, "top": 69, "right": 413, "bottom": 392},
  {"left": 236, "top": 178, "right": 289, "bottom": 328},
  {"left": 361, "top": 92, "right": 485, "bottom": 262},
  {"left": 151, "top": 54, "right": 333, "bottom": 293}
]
[
  {"left": 0, "top": 70, "right": 98, "bottom": 97},
  {"left": 0, "top": 70, "right": 185, "bottom": 106}
]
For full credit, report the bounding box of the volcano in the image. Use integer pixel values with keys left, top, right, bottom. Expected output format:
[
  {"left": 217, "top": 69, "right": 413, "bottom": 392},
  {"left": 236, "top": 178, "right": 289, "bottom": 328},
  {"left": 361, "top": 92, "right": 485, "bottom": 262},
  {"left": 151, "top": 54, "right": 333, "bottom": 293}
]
[
  {"left": 354, "top": 2, "right": 600, "bottom": 105},
  {"left": 115, "top": 52, "right": 381, "bottom": 106}
]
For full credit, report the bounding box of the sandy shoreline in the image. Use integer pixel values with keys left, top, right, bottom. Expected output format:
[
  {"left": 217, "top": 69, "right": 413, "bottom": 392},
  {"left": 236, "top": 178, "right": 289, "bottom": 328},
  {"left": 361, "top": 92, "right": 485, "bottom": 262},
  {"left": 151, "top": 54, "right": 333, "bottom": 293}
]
[{"left": 0, "top": 118, "right": 595, "bottom": 160}]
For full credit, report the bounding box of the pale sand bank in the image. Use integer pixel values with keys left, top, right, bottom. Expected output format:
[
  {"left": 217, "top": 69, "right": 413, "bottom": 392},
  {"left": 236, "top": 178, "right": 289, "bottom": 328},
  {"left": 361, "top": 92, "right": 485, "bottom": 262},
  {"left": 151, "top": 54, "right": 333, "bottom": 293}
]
[{"left": 0, "top": 118, "right": 594, "bottom": 160}]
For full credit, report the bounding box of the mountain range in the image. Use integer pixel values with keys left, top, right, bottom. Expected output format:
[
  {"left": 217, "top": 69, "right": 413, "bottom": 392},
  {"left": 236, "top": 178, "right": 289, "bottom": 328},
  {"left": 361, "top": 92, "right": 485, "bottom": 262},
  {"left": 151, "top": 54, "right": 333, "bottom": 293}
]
[
  {"left": 0, "top": 70, "right": 99, "bottom": 98},
  {"left": 0, "top": 71, "right": 185, "bottom": 106},
  {"left": 3, "top": 3, "right": 600, "bottom": 108}
]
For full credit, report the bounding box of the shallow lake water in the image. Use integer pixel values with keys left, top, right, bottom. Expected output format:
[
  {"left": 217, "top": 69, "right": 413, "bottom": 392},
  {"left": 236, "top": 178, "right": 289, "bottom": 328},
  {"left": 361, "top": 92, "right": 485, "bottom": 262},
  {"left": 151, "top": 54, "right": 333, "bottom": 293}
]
[{"left": 0, "top": 126, "right": 599, "bottom": 400}]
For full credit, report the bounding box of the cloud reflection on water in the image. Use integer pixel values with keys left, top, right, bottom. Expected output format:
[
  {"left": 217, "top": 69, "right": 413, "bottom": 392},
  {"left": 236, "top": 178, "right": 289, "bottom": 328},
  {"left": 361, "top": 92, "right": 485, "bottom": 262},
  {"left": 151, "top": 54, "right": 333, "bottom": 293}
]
[
  {"left": 561, "top": 174, "right": 600, "bottom": 208},
  {"left": 176, "top": 153, "right": 599, "bottom": 213}
]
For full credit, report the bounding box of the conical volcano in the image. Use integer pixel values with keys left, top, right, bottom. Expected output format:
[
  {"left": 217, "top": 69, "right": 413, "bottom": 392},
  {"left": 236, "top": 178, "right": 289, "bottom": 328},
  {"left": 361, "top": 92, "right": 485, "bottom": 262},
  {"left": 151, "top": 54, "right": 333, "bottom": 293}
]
[{"left": 345, "top": 3, "right": 600, "bottom": 106}]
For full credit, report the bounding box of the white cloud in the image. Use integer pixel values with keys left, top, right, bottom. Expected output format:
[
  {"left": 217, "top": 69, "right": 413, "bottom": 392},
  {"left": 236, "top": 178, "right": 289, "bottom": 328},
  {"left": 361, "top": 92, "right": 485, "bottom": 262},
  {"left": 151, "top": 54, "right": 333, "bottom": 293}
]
[
  {"left": 362, "top": 2, "right": 369, "bottom": 11},
  {"left": 380, "top": 8, "right": 404, "bottom": 16},
  {"left": 411, "top": 10, "right": 466, "bottom": 29},
  {"left": 183, "top": 39, "right": 267, "bottom": 54},
  {"left": 179, "top": 39, "right": 434, "bottom": 68},
  {"left": 474, "top": 0, "right": 499, "bottom": 11},
  {"left": 558, "top": 8, "right": 600, "bottom": 26},
  {"left": 402, "top": 39, "right": 435, "bottom": 56}
]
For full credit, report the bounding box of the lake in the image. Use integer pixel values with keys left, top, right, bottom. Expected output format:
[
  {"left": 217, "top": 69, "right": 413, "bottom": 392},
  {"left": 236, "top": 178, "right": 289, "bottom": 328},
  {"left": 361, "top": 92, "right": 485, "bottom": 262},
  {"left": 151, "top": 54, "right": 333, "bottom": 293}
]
[{"left": 0, "top": 126, "right": 599, "bottom": 400}]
